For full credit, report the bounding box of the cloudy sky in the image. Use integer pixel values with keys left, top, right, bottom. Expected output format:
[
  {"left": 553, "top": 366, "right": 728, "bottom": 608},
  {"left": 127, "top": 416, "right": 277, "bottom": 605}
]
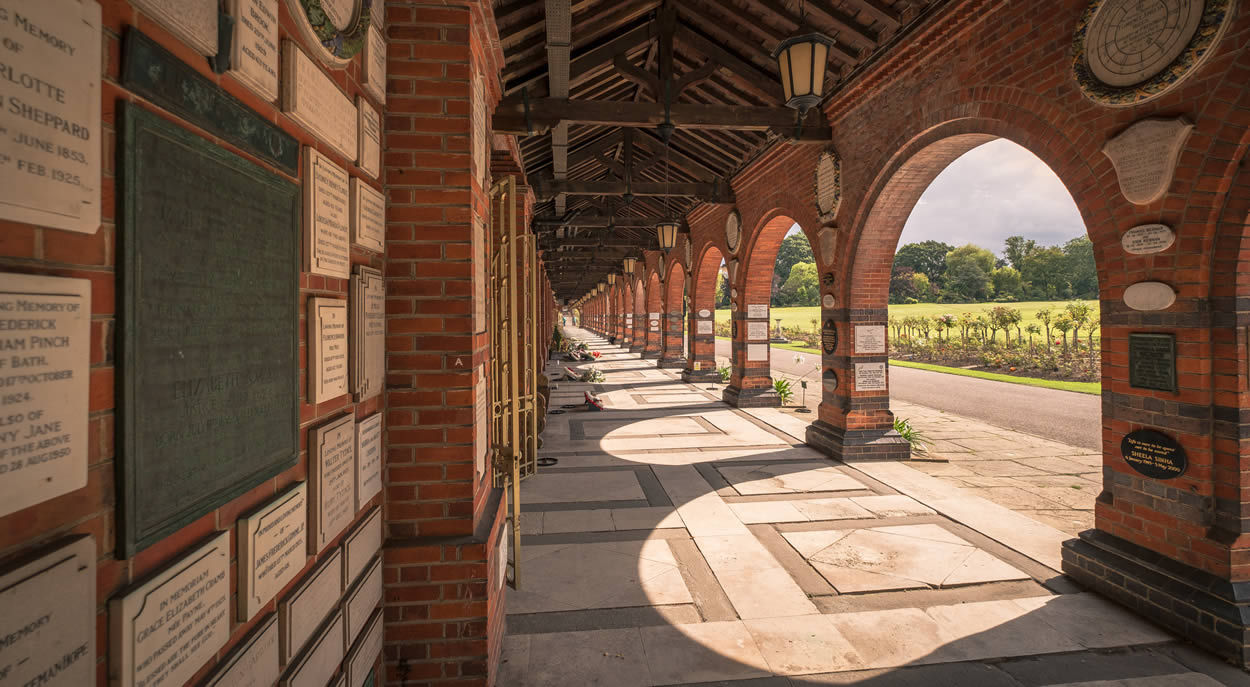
[{"left": 897, "top": 139, "right": 1087, "bottom": 255}]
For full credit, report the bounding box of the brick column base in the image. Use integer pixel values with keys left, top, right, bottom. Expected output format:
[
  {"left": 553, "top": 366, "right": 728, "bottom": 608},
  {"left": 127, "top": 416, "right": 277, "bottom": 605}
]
[
  {"left": 1063, "top": 529, "right": 1250, "bottom": 667},
  {"left": 682, "top": 369, "right": 721, "bottom": 384},
  {"left": 806, "top": 420, "right": 911, "bottom": 460},
  {"left": 724, "top": 385, "right": 781, "bottom": 408}
]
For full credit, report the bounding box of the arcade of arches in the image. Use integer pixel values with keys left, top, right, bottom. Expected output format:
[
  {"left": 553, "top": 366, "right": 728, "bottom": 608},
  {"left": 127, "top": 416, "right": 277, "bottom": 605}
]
[{"left": 1, "top": 0, "right": 1250, "bottom": 686}]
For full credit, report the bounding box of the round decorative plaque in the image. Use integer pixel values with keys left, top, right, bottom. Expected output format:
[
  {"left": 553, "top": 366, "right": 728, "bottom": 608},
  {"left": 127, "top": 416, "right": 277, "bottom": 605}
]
[
  {"left": 1073, "top": 0, "right": 1234, "bottom": 106},
  {"left": 725, "top": 210, "right": 742, "bottom": 254},
  {"left": 698, "top": 309, "right": 711, "bottom": 318},
  {"left": 815, "top": 150, "right": 842, "bottom": 221},
  {"left": 285, "top": 0, "right": 374, "bottom": 67},
  {"left": 822, "top": 293, "right": 835, "bottom": 308},
  {"left": 1121, "top": 428, "right": 1187, "bottom": 479}
]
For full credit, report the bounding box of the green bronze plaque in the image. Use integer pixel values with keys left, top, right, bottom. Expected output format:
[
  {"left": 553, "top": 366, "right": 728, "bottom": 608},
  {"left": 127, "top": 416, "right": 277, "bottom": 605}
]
[
  {"left": 119, "top": 102, "right": 300, "bottom": 556},
  {"left": 121, "top": 29, "right": 300, "bottom": 176},
  {"left": 1129, "top": 333, "right": 1177, "bottom": 393}
]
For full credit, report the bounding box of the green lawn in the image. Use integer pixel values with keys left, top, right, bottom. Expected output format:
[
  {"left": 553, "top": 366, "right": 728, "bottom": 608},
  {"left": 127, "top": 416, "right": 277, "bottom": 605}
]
[
  {"left": 715, "top": 300, "right": 1099, "bottom": 339},
  {"left": 888, "top": 359, "right": 1101, "bottom": 395}
]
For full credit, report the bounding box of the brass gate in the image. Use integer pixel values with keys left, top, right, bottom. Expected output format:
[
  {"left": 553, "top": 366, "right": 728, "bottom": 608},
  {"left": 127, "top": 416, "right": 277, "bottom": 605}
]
[{"left": 488, "top": 176, "right": 539, "bottom": 588}]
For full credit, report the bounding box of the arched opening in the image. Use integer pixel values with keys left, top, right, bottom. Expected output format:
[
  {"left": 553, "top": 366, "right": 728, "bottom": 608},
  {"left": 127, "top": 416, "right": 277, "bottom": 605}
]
[
  {"left": 644, "top": 271, "right": 662, "bottom": 358},
  {"left": 660, "top": 264, "right": 686, "bottom": 368},
  {"left": 685, "top": 244, "right": 725, "bottom": 384},
  {"left": 631, "top": 277, "right": 646, "bottom": 353}
]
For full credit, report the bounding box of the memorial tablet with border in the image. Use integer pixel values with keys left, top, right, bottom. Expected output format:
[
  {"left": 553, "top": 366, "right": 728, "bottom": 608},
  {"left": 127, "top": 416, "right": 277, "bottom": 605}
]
[
  {"left": 119, "top": 102, "right": 299, "bottom": 555},
  {"left": 1129, "top": 333, "right": 1177, "bottom": 393},
  {"left": 310, "top": 414, "right": 356, "bottom": 553},
  {"left": 205, "top": 614, "right": 281, "bottom": 687},
  {"left": 1121, "top": 428, "right": 1187, "bottom": 480},
  {"left": 239, "top": 483, "right": 309, "bottom": 619},
  {"left": 279, "top": 549, "right": 342, "bottom": 663}
]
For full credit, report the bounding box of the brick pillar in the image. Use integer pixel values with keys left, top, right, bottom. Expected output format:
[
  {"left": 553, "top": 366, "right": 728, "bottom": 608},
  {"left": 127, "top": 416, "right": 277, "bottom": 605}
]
[
  {"left": 382, "top": 5, "right": 505, "bottom": 685},
  {"left": 643, "top": 272, "right": 662, "bottom": 359},
  {"left": 630, "top": 279, "right": 646, "bottom": 353},
  {"left": 684, "top": 250, "right": 721, "bottom": 383},
  {"left": 615, "top": 286, "right": 627, "bottom": 344},
  {"left": 724, "top": 304, "right": 780, "bottom": 407},
  {"left": 659, "top": 270, "right": 686, "bottom": 368},
  {"left": 620, "top": 284, "right": 633, "bottom": 348}
]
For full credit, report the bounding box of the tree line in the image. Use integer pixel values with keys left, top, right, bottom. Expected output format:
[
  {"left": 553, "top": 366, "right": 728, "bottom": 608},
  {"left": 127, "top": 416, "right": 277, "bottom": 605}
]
[{"left": 891, "top": 235, "right": 1096, "bottom": 304}]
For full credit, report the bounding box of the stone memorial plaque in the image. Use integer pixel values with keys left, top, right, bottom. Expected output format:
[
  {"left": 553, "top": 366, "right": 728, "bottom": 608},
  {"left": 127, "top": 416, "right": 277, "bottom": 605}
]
[
  {"left": 310, "top": 414, "right": 356, "bottom": 553},
  {"left": 227, "top": 0, "right": 281, "bottom": 102},
  {"left": 0, "top": 535, "right": 94, "bottom": 687},
  {"left": 1124, "top": 281, "right": 1176, "bottom": 311},
  {"left": 130, "top": 0, "right": 218, "bottom": 55},
  {"left": 281, "top": 611, "right": 343, "bottom": 687},
  {"left": 355, "top": 414, "right": 382, "bottom": 510},
  {"left": 110, "top": 532, "right": 230, "bottom": 687},
  {"left": 1121, "top": 429, "right": 1187, "bottom": 480},
  {"left": 649, "top": 321, "right": 659, "bottom": 332},
  {"left": 473, "top": 218, "right": 487, "bottom": 333},
  {"left": 343, "top": 507, "right": 382, "bottom": 587},
  {"left": 279, "top": 549, "right": 342, "bottom": 663},
  {"left": 697, "top": 320, "right": 714, "bottom": 335},
  {"left": 239, "top": 483, "right": 309, "bottom": 619},
  {"left": 747, "top": 343, "right": 768, "bottom": 362},
  {"left": 1122, "top": 224, "right": 1175, "bottom": 255},
  {"left": 0, "top": 0, "right": 101, "bottom": 234},
  {"left": 120, "top": 102, "right": 299, "bottom": 555},
  {"left": 350, "top": 267, "right": 385, "bottom": 401},
  {"left": 282, "top": 43, "right": 359, "bottom": 160},
  {"left": 748, "top": 321, "right": 769, "bottom": 341},
  {"left": 357, "top": 99, "right": 381, "bottom": 179},
  {"left": 363, "top": 26, "right": 387, "bottom": 104},
  {"left": 747, "top": 304, "right": 769, "bottom": 319},
  {"left": 345, "top": 610, "right": 382, "bottom": 687},
  {"left": 649, "top": 312, "right": 660, "bottom": 320},
  {"left": 1085, "top": 0, "right": 1203, "bottom": 88},
  {"left": 474, "top": 366, "right": 487, "bottom": 479},
  {"left": 343, "top": 556, "right": 381, "bottom": 643},
  {"left": 822, "top": 293, "right": 835, "bottom": 308},
  {"left": 0, "top": 274, "right": 90, "bottom": 518},
  {"left": 854, "top": 325, "right": 886, "bottom": 354},
  {"left": 321, "top": 0, "right": 357, "bottom": 30},
  {"left": 370, "top": 0, "right": 383, "bottom": 28},
  {"left": 855, "top": 363, "right": 887, "bottom": 391},
  {"left": 1129, "top": 333, "right": 1177, "bottom": 393},
  {"left": 698, "top": 309, "right": 711, "bottom": 318},
  {"left": 122, "top": 30, "right": 299, "bottom": 176},
  {"left": 310, "top": 298, "right": 349, "bottom": 403},
  {"left": 822, "top": 320, "right": 838, "bottom": 355},
  {"left": 351, "top": 180, "right": 385, "bottom": 252},
  {"left": 205, "top": 615, "right": 280, "bottom": 687},
  {"left": 1102, "top": 118, "right": 1193, "bottom": 205},
  {"left": 305, "top": 148, "right": 352, "bottom": 279}
]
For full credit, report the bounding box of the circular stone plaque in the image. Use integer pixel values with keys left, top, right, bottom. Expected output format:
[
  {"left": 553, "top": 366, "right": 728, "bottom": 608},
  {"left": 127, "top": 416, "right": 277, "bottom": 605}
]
[
  {"left": 285, "top": 0, "right": 373, "bottom": 67},
  {"left": 726, "top": 210, "right": 742, "bottom": 254},
  {"left": 1122, "top": 223, "right": 1176, "bottom": 254},
  {"left": 1073, "top": 0, "right": 1234, "bottom": 106},
  {"left": 1124, "top": 281, "right": 1176, "bottom": 311},
  {"left": 822, "top": 293, "right": 835, "bottom": 308},
  {"left": 1121, "top": 428, "right": 1187, "bottom": 479},
  {"left": 731, "top": 288, "right": 738, "bottom": 299},
  {"left": 698, "top": 309, "right": 711, "bottom": 318}
]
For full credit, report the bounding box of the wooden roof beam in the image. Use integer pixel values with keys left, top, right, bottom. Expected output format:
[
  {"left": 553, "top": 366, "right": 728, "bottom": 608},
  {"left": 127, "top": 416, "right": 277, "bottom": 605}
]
[
  {"left": 493, "top": 98, "right": 830, "bottom": 140},
  {"left": 533, "top": 177, "right": 734, "bottom": 203}
]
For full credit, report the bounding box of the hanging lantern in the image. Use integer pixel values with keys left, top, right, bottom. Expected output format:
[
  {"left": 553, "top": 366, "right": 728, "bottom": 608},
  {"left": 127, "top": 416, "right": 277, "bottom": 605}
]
[
  {"left": 608, "top": 273, "right": 617, "bottom": 286},
  {"left": 656, "top": 221, "right": 680, "bottom": 250},
  {"left": 598, "top": 282, "right": 606, "bottom": 293},
  {"left": 623, "top": 256, "right": 637, "bottom": 274},
  {"left": 773, "top": 33, "right": 836, "bottom": 117}
]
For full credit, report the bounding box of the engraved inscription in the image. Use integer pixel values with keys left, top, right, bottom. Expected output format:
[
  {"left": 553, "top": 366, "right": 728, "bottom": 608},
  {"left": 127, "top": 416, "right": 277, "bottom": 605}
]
[
  {"left": 228, "top": 0, "right": 280, "bottom": 101},
  {"left": 1087, "top": 0, "right": 1203, "bottom": 87},
  {"left": 309, "top": 298, "right": 348, "bottom": 403},
  {"left": 239, "top": 484, "right": 307, "bottom": 619},
  {"left": 310, "top": 414, "right": 355, "bottom": 553},
  {"left": 855, "top": 362, "right": 887, "bottom": 391},
  {"left": 357, "top": 98, "right": 380, "bottom": 179},
  {"left": 1102, "top": 117, "right": 1193, "bottom": 205},
  {"left": 355, "top": 414, "right": 382, "bottom": 510},
  {"left": 282, "top": 43, "right": 358, "bottom": 160},
  {"left": 305, "top": 149, "right": 351, "bottom": 279}
]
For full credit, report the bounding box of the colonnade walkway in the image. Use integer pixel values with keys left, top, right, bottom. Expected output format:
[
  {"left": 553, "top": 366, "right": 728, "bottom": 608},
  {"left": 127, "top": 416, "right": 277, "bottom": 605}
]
[{"left": 498, "top": 328, "right": 1247, "bottom": 686}]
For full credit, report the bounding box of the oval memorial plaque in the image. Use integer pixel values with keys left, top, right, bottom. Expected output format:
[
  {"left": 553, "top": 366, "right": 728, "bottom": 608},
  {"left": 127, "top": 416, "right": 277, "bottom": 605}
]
[
  {"left": 1122, "top": 224, "right": 1175, "bottom": 255},
  {"left": 1124, "top": 281, "right": 1176, "bottom": 311},
  {"left": 698, "top": 309, "right": 711, "bottom": 318},
  {"left": 1121, "top": 429, "right": 1187, "bottom": 479},
  {"left": 822, "top": 293, "right": 835, "bottom": 308}
]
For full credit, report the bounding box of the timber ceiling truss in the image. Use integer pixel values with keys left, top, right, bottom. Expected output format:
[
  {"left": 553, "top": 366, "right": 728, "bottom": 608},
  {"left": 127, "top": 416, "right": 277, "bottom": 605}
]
[{"left": 492, "top": 0, "right": 936, "bottom": 300}]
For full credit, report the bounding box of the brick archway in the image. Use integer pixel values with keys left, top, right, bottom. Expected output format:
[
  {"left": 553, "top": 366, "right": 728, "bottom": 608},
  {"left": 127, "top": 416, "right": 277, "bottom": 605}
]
[
  {"left": 685, "top": 243, "right": 726, "bottom": 382},
  {"left": 660, "top": 261, "right": 687, "bottom": 367},
  {"left": 643, "top": 271, "right": 663, "bottom": 358},
  {"left": 631, "top": 277, "right": 646, "bottom": 353}
]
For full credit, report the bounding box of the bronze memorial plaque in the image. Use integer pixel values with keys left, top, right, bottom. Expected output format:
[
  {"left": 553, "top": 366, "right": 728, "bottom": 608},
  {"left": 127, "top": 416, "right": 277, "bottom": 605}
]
[
  {"left": 1128, "top": 332, "right": 1176, "bottom": 393},
  {"left": 1121, "top": 429, "right": 1187, "bottom": 480},
  {"left": 119, "top": 103, "right": 300, "bottom": 555}
]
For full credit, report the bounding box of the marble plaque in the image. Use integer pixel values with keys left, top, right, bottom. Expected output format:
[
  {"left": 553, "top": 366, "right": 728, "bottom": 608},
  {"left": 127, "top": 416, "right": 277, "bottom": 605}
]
[
  {"left": 363, "top": 26, "right": 386, "bottom": 104},
  {"left": 698, "top": 309, "right": 711, "bottom": 318},
  {"left": 227, "top": 0, "right": 280, "bottom": 102},
  {"left": 1086, "top": 0, "right": 1203, "bottom": 88},
  {"left": 747, "top": 304, "right": 769, "bottom": 319},
  {"left": 697, "top": 320, "right": 713, "bottom": 335},
  {"left": 822, "top": 293, "right": 835, "bottom": 308},
  {"left": 310, "top": 298, "right": 349, "bottom": 403},
  {"left": 282, "top": 43, "right": 359, "bottom": 160},
  {"left": 854, "top": 325, "right": 887, "bottom": 354},
  {"left": 747, "top": 343, "right": 768, "bottom": 362},
  {"left": 474, "top": 367, "right": 487, "bottom": 479},
  {"left": 110, "top": 532, "right": 230, "bottom": 687},
  {"left": 310, "top": 414, "right": 356, "bottom": 552},
  {"left": 279, "top": 549, "right": 342, "bottom": 663},
  {"left": 0, "top": 274, "right": 90, "bottom": 518},
  {"left": 1124, "top": 281, "right": 1176, "bottom": 311},
  {"left": 0, "top": 0, "right": 101, "bottom": 234},
  {"left": 351, "top": 179, "right": 385, "bottom": 252},
  {"left": 342, "top": 556, "right": 381, "bottom": 643},
  {"left": 649, "top": 312, "right": 660, "bottom": 320},
  {"left": 355, "top": 414, "right": 382, "bottom": 510},
  {"left": 281, "top": 611, "right": 343, "bottom": 687},
  {"left": 370, "top": 0, "right": 384, "bottom": 28},
  {"left": 343, "top": 507, "right": 382, "bottom": 587},
  {"left": 1102, "top": 118, "right": 1193, "bottom": 205},
  {"left": 0, "top": 536, "right": 94, "bottom": 687},
  {"left": 239, "top": 483, "right": 309, "bottom": 619},
  {"left": 130, "top": 0, "right": 217, "bottom": 55},
  {"left": 345, "top": 610, "right": 382, "bottom": 687},
  {"left": 321, "top": 0, "right": 356, "bottom": 30},
  {"left": 748, "top": 321, "right": 769, "bottom": 341},
  {"left": 357, "top": 99, "right": 381, "bottom": 179},
  {"left": 1122, "top": 224, "right": 1175, "bottom": 255},
  {"left": 350, "top": 266, "right": 385, "bottom": 401},
  {"left": 305, "top": 148, "right": 352, "bottom": 279},
  {"left": 205, "top": 615, "right": 280, "bottom": 687},
  {"left": 855, "top": 363, "right": 887, "bottom": 391}
]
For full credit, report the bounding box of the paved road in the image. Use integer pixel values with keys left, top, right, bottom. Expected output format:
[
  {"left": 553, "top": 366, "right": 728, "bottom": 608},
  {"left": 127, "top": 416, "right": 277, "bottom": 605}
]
[{"left": 714, "top": 340, "right": 1101, "bottom": 450}]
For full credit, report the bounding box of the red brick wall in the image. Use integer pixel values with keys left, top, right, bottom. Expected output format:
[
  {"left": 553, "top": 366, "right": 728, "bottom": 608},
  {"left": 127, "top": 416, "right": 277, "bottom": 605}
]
[{"left": 685, "top": 243, "right": 726, "bottom": 373}]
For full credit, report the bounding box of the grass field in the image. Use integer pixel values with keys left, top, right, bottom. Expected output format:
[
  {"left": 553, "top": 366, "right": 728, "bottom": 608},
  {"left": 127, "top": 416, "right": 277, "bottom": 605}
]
[
  {"left": 715, "top": 300, "right": 1100, "bottom": 338},
  {"left": 888, "top": 359, "right": 1101, "bottom": 395}
]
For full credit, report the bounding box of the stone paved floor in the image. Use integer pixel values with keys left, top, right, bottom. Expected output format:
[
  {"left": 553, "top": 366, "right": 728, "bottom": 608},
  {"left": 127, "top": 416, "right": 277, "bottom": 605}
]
[{"left": 500, "top": 329, "right": 1248, "bottom": 686}]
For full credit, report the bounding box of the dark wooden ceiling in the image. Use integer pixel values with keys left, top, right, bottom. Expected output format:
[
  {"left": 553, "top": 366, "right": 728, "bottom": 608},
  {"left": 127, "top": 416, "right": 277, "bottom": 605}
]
[{"left": 492, "top": 0, "right": 935, "bottom": 301}]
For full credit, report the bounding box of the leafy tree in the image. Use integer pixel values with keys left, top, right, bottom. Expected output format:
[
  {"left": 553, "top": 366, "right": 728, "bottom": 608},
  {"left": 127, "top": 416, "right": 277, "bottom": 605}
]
[
  {"left": 1062, "top": 236, "right": 1098, "bottom": 298},
  {"left": 1019, "top": 246, "right": 1069, "bottom": 299},
  {"left": 942, "top": 244, "right": 996, "bottom": 301},
  {"left": 1064, "top": 301, "right": 1094, "bottom": 345},
  {"left": 777, "top": 262, "right": 818, "bottom": 306},
  {"left": 894, "top": 240, "right": 954, "bottom": 285},
  {"left": 715, "top": 271, "right": 730, "bottom": 307},
  {"left": 1035, "top": 308, "right": 1054, "bottom": 348},
  {"left": 772, "top": 233, "right": 814, "bottom": 304},
  {"left": 889, "top": 265, "right": 918, "bottom": 303},
  {"left": 990, "top": 266, "right": 1023, "bottom": 301},
  {"left": 1004, "top": 236, "right": 1038, "bottom": 270},
  {"left": 910, "top": 272, "right": 933, "bottom": 301}
]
